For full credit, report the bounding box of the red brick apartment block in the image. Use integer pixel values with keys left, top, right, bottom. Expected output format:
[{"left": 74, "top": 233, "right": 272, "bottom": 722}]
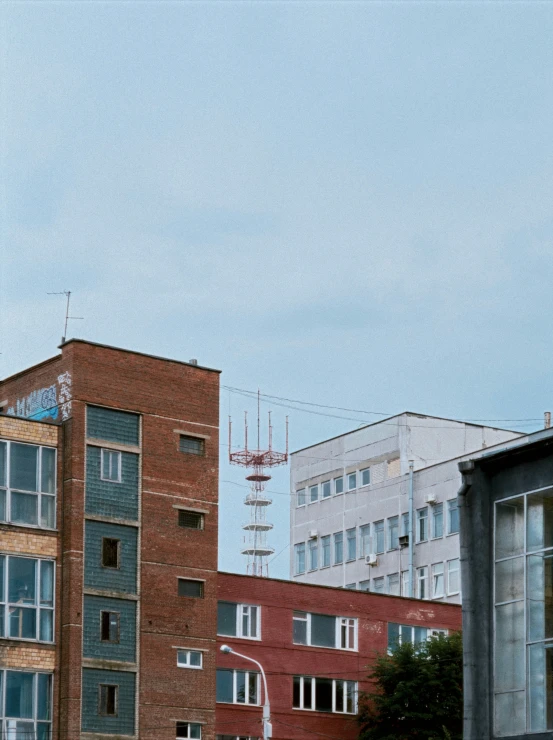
[
  {"left": 216, "top": 573, "right": 461, "bottom": 740},
  {"left": 0, "top": 340, "right": 220, "bottom": 740}
]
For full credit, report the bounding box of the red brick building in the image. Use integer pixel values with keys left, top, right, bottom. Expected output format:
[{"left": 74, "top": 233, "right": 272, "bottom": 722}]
[
  {"left": 216, "top": 572, "right": 461, "bottom": 740},
  {"left": 0, "top": 340, "right": 220, "bottom": 740}
]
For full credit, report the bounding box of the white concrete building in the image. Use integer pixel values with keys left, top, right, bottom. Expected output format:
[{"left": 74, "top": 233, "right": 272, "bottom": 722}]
[{"left": 289, "top": 413, "right": 524, "bottom": 604}]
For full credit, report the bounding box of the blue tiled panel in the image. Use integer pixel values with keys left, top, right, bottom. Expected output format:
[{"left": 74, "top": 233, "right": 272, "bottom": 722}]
[
  {"left": 81, "top": 668, "right": 136, "bottom": 736},
  {"left": 85, "top": 446, "right": 139, "bottom": 521},
  {"left": 87, "top": 405, "right": 140, "bottom": 446},
  {"left": 83, "top": 595, "right": 137, "bottom": 663},
  {"left": 84, "top": 520, "right": 138, "bottom": 594}
]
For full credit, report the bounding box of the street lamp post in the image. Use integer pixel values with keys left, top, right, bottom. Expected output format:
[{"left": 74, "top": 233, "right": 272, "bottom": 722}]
[{"left": 220, "top": 644, "right": 272, "bottom": 740}]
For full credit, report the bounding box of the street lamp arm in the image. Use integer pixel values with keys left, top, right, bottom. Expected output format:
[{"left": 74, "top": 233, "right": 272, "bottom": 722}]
[{"left": 221, "top": 647, "right": 269, "bottom": 708}]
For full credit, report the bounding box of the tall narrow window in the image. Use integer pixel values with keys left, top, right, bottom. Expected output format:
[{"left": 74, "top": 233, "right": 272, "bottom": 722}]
[
  {"left": 102, "top": 537, "right": 120, "bottom": 569},
  {"left": 348, "top": 473, "right": 357, "bottom": 491},
  {"left": 294, "top": 543, "right": 306, "bottom": 574},
  {"left": 359, "top": 524, "right": 370, "bottom": 557},
  {"left": 374, "top": 521, "right": 384, "bottom": 554},
  {"left": 334, "top": 477, "right": 344, "bottom": 495},
  {"left": 432, "top": 562, "right": 445, "bottom": 598},
  {"left": 100, "top": 611, "right": 120, "bottom": 642},
  {"left": 432, "top": 503, "right": 444, "bottom": 538},
  {"left": 321, "top": 535, "right": 331, "bottom": 567},
  {"left": 99, "top": 684, "right": 118, "bottom": 716},
  {"left": 333, "top": 532, "right": 343, "bottom": 564},
  {"left": 321, "top": 481, "right": 331, "bottom": 498},
  {"left": 308, "top": 539, "right": 318, "bottom": 571},
  {"left": 387, "top": 516, "right": 399, "bottom": 550},
  {"left": 346, "top": 529, "right": 356, "bottom": 561},
  {"left": 387, "top": 573, "right": 400, "bottom": 595},
  {"left": 417, "top": 508, "right": 428, "bottom": 542},
  {"left": 417, "top": 566, "right": 428, "bottom": 599},
  {"left": 296, "top": 488, "right": 306, "bottom": 506},
  {"left": 361, "top": 468, "right": 370, "bottom": 486},
  {"left": 447, "top": 558, "right": 460, "bottom": 595},
  {"left": 101, "top": 449, "right": 121, "bottom": 482},
  {"left": 309, "top": 485, "right": 318, "bottom": 503},
  {"left": 447, "top": 498, "right": 459, "bottom": 534}
]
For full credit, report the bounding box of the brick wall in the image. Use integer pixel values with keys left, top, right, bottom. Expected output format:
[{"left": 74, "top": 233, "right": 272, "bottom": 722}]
[{"left": 216, "top": 572, "right": 462, "bottom": 740}]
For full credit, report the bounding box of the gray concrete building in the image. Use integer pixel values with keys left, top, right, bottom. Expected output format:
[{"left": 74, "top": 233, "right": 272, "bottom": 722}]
[
  {"left": 289, "top": 413, "right": 523, "bottom": 603},
  {"left": 459, "top": 428, "right": 553, "bottom": 740}
]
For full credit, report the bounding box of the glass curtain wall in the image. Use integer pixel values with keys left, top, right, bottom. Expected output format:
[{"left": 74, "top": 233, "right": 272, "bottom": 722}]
[{"left": 494, "top": 488, "right": 553, "bottom": 735}]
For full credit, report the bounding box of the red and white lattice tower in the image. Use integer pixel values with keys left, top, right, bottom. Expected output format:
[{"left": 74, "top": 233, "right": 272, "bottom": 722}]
[{"left": 229, "top": 392, "right": 288, "bottom": 577}]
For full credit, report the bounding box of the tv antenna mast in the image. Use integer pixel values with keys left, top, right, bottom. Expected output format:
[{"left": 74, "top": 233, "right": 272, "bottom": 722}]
[
  {"left": 47, "top": 290, "right": 83, "bottom": 343},
  {"left": 229, "top": 391, "right": 288, "bottom": 577}
]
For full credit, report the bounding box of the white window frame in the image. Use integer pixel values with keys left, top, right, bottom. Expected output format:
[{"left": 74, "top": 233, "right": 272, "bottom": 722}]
[
  {"left": 359, "top": 579, "right": 370, "bottom": 591},
  {"left": 387, "top": 516, "right": 399, "bottom": 550},
  {"left": 217, "top": 602, "right": 261, "bottom": 640},
  {"left": 176, "top": 721, "right": 202, "bottom": 739},
  {"left": 309, "top": 484, "right": 318, "bottom": 503},
  {"left": 292, "top": 612, "right": 358, "bottom": 651},
  {"left": 346, "top": 528, "right": 356, "bottom": 561},
  {"left": 447, "top": 498, "right": 459, "bottom": 534},
  {"left": 0, "top": 554, "right": 55, "bottom": 643},
  {"left": 447, "top": 558, "right": 460, "bottom": 595},
  {"left": 417, "top": 566, "right": 429, "bottom": 599},
  {"left": 416, "top": 507, "right": 428, "bottom": 543},
  {"left": 334, "top": 476, "right": 344, "bottom": 495},
  {"left": 321, "top": 480, "right": 331, "bottom": 498},
  {"left": 294, "top": 543, "right": 306, "bottom": 575},
  {"left": 177, "top": 649, "right": 203, "bottom": 669},
  {"left": 432, "top": 503, "right": 444, "bottom": 539},
  {"left": 308, "top": 539, "right": 318, "bottom": 571},
  {"left": 293, "top": 675, "right": 358, "bottom": 714},
  {"left": 333, "top": 532, "right": 343, "bottom": 564},
  {"left": 372, "top": 576, "right": 385, "bottom": 593},
  {"left": 361, "top": 467, "right": 370, "bottom": 486},
  {"left": 374, "top": 520, "right": 384, "bottom": 554},
  {"left": 0, "top": 669, "right": 53, "bottom": 737},
  {"left": 0, "top": 440, "right": 57, "bottom": 529},
  {"left": 321, "top": 535, "right": 331, "bottom": 568},
  {"left": 216, "top": 669, "right": 260, "bottom": 705},
  {"left": 431, "top": 562, "right": 445, "bottom": 599},
  {"left": 347, "top": 472, "right": 357, "bottom": 491},
  {"left": 359, "top": 524, "right": 370, "bottom": 558},
  {"left": 387, "top": 572, "right": 400, "bottom": 596},
  {"left": 296, "top": 488, "right": 306, "bottom": 507},
  {"left": 100, "top": 448, "right": 122, "bottom": 483}
]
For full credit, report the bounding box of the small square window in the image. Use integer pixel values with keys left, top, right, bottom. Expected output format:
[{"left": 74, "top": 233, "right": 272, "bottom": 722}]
[
  {"left": 177, "top": 649, "right": 203, "bottom": 669},
  {"left": 178, "top": 510, "right": 204, "bottom": 529},
  {"left": 100, "top": 611, "right": 120, "bottom": 643},
  {"left": 99, "top": 684, "right": 118, "bottom": 716},
  {"left": 178, "top": 578, "right": 204, "bottom": 598},
  {"left": 180, "top": 435, "right": 205, "bottom": 456},
  {"left": 102, "top": 537, "right": 120, "bottom": 569},
  {"left": 101, "top": 449, "right": 121, "bottom": 482},
  {"left": 176, "top": 723, "right": 202, "bottom": 739}
]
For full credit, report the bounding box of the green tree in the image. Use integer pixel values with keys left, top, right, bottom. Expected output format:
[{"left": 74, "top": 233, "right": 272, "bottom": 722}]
[{"left": 358, "top": 632, "right": 463, "bottom": 740}]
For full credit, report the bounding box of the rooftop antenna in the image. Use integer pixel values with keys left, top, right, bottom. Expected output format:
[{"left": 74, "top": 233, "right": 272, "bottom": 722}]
[
  {"left": 47, "top": 290, "right": 84, "bottom": 343},
  {"left": 229, "top": 389, "right": 288, "bottom": 577}
]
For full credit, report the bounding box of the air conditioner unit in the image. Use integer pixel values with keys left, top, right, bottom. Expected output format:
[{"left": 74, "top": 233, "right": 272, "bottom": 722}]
[
  {"left": 308, "top": 529, "right": 318, "bottom": 539},
  {"left": 366, "top": 553, "right": 378, "bottom": 566},
  {"left": 425, "top": 493, "right": 437, "bottom": 505},
  {"left": 398, "top": 534, "right": 409, "bottom": 548}
]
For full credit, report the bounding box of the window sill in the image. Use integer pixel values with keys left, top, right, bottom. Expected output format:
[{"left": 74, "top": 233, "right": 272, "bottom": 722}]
[
  {"left": 292, "top": 643, "right": 358, "bottom": 653},
  {"left": 177, "top": 664, "right": 203, "bottom": 670},
  {"left": 0, "top": 636, "right": 55, "bottom": 647},
  {"left": 216, "top": 701, "right": 261, "bottom": 708},
  {"left": 446, "top": 532, "right": 459, "bottom": 537},
  {"left": 0, "top": 521, "right": 58, "bottom": 535},
  {"left": 293, "top": 708, "right": 357, "bottom": 716}
]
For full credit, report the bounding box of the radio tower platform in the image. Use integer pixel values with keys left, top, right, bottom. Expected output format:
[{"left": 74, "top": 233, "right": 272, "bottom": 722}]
[{"left": 229, "top": 391, "right": 288, "bottom": 577}]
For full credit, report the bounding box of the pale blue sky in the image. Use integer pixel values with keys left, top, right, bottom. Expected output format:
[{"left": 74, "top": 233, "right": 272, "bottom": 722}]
[{"left": 1, "top": 1, "right": 552, "bottom": 577}]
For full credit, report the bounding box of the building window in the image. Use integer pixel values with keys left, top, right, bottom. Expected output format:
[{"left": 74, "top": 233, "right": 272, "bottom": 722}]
[
  {"left": 308, "top": 539, "right": 318, "bottom": 571},
  {"left": 0, "top": 555, "right": 54, "bottom": 642},
  {"left": 416, "top": 507, "right": 428, "bottom": 542},
  {"left": 348, "top": 473, "right": 356, "bottom": 491},
  {"left": 321, "top": 535, "right": 331, "bottom": 567},
  {"left": 293, "top": 611, "right": 357, "bottom": 650},
  {"left": 0, "top": 440, "right": 56, "bottom": 528},
  {"left": 401, "top": 570, "right": 409, "bottom": 596},
  {"left": 216, "top": 669, "right": 259, "bottom": 705},
  {"left": 294, "top": 543, "right": 305, "bottom": 575},
  {"left": 333, "top": 532, "right": 343, "bottom": 564},
  {"left": 178, "top": 510, "right": 204, "bottom": 530},
  {"left": 293, "top": 675, "right": 357, "bottom": 713},
  {"left": 346, "top": 528, "right": 356, "bottom": 561},
  {"left": 345, "top": 583, "right": 356, "bottom": 590},
  {"left": 361, "top": 468, "right": 370, "bottom": 486},
  {"left": 0, "top": 670, "right": 52, "bottom": 737},
  {"left": 447, "top": 558, "right": 460, "bottom": 595},
  {"left": 334, "top": 476, "right": 344, "bottom": 495},
  {"left": 100, "top": 449, "right": 121, "bottom": 482},
  {"left": 178, "top": 579, "right": 204, "bottom": 598},
  {"left": 296, "top": 488, "right": 306, "bottom": 506},
  {"left": 177, "top": 722, "right": 202, "bottom": 739},
  {"left": 321, "top": 480, "right": 331, "bottom": 498},
  {"left": 179, "top": 435, "right": 205, "bottom": 456},
  {"left": 432, "top": 503, "right": 443, "bottom": 538},
  {"left": 387, "top": 572, "right": 400, "bottom": 595},
  {"left": 417, "top": 566, "right": 428, "bottom": 599},
  {"left": 374, "top": 520, "right": 384, "bottom": 554},
  {"left": 217, "top": 602, "right": 259, "bottom": 639},
  {"left": 372, "top": 577, "right": 385, "bottom": 594},
  {"left": 432, "top": 562, "right": 445, "bottom": 598},
  {"left": 177, "top": 650, "right": 203, "bottom": 669},
  {"left": 401, "top": 512, "right": 409, "bottom": 537},
  {"left": 101, "top": 537, "right": 120, "bottom": 569},
  {"left": 447, "top": 498, "right": 459, "bottom": 534},
  {"left": 359, "top": 580, "right": 370, "bottom": 591},
  {"left": 98, "top": 684, "right": 118, "bottom": 716},
  {"left": 388, "top": 623, "right": 446, "bottom": 651},
  {"left": 100, "top": 611, "right": 120, "bottom": 643},
  {"left": 309, "top": 484, "right": 318, "bottom": 503},
  {"left": 387, "top": 516, "right": 399, "bottom": 550},
  {"left": 359, "top": 524, "right": 370, "bottom": 557}
]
